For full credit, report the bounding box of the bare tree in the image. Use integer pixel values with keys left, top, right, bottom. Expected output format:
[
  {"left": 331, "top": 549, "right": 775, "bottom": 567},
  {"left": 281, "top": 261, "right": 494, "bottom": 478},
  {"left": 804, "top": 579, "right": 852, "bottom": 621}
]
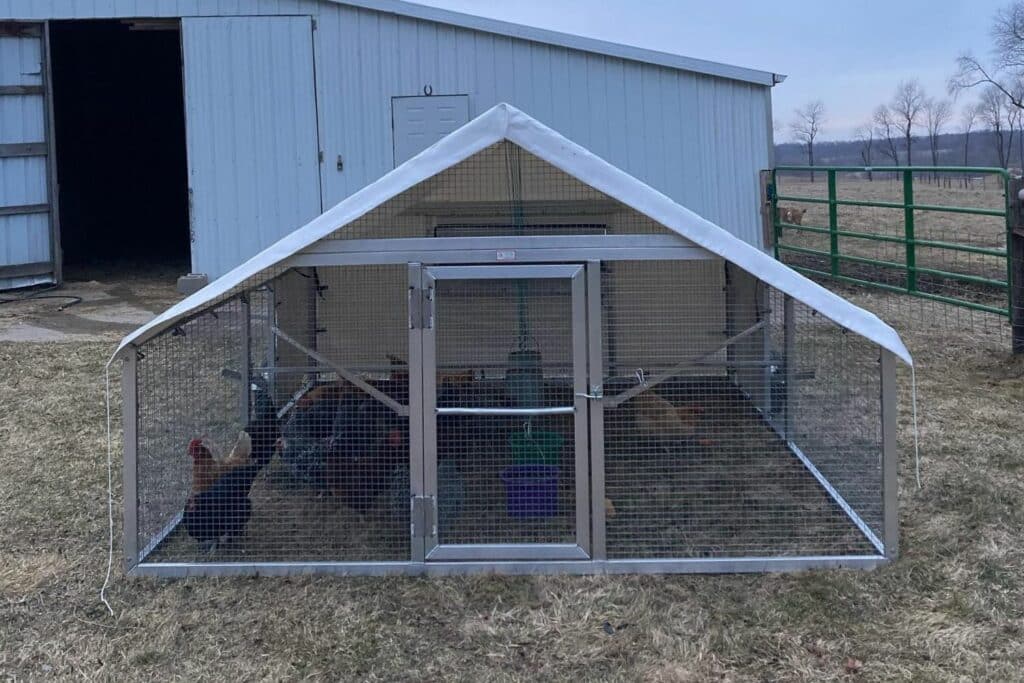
[
  {"left": 950, "top": 3, "right": 1024, "bottom": 109},
  {"left": 790, "top": 100, "right": 826, "bottom": 182},
  {"left": 960, "top": 102, "right": 979, "bottom": 186},
  {"left": 961, "top": 102, "right": 979, "bottom": 165},
  {"left": 924, "top": 98, "right": 952, "bottom": 181},
  {"left": 891, "top": 80, "right": 926, "bottom": 164},
  {"left": 873, "top": 104, "right": 901, "bottom": 166},
  {"left": 855, "top": 124, "right": 875, "bottom": 180},
  {"left": 979, "top": 85, "right": 1009, "bottom": 167},
  {"left": 1007, "top": 104, "right": 1018, "bottom": 169}
]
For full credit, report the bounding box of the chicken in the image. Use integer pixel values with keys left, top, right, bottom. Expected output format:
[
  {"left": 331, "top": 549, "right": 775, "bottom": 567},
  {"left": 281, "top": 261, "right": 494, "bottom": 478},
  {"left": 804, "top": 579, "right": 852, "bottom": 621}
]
[
  {"left": 323, "top": 394, "right": 408, "bottom": 510},
  {"left": 187, "top": 432, "right": 251, "bottom": 496},
  {"left": 629, "top": 391, "right": 704, "bottom": 438},
  {"left": 183, "top": 463, "right": 254, "bottom": 550},
  {"left": 182, "top": 381, "right": 279, "bottom": 552}
]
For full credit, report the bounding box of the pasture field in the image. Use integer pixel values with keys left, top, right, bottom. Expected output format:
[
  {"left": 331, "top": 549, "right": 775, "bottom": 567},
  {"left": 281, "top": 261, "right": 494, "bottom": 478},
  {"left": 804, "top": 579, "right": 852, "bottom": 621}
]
[{"left": 1, "top": 254, "right": 1023, "bottom": 679}]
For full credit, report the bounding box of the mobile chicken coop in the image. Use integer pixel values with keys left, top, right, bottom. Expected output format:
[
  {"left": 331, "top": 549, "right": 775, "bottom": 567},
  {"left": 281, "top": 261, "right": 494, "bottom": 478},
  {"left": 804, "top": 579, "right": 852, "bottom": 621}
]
[{"left": 114, "top": 104, "right": 910, "bottom": 577}]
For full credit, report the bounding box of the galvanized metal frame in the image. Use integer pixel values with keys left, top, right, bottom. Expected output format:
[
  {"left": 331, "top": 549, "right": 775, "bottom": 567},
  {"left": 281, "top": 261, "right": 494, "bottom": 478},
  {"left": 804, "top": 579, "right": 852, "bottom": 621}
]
[
  {"left": 129, "top": 554, "right": 886, "bottom": 578},
  {"left": 408, "top": 263, "right": 427, "bottom": 562},
  {"left": 288, "top": 234, "right": 712, "bottom": 269},
  {"left": 880, "top": 349, "right": 900, "bottom": 559},
  {"left": 420, "top": 263, "right": 591, "bottom": 562},
  {"left": 122, "top": 351, "right": 139, "bottom": 570},
  {"left": 126, "top": 246, "right": 897, "bottom": 575},
  {"left": 585, "top": 261, "right": 607, "bottom": 560}
]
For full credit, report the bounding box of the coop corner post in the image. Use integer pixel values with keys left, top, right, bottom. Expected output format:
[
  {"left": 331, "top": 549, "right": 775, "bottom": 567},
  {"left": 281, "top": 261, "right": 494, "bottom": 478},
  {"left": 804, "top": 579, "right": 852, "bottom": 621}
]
[
  {"left": 880, "top": 348, "right": 899, "bottom": 560},
  {"left": 586, "top": 261, "right": 606, "bottom": 561},
  {"left": 1008, "top": 176, "right": 1024, "bottom": 354},
  {"left": 122, "top": 349, "right": 139, "bottom": 572},
  {"left": 408, "top": 262, "right": 427, "bottom": 563}
]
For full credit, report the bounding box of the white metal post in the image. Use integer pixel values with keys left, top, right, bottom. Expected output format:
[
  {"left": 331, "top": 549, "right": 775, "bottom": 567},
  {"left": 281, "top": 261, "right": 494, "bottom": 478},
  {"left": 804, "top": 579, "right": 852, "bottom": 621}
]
[
  {"left": 880, "top": 349, "right": 900, "bottom": 560},
  {"left": 122, "top": 351, "right": 139, "bottom": 571}
]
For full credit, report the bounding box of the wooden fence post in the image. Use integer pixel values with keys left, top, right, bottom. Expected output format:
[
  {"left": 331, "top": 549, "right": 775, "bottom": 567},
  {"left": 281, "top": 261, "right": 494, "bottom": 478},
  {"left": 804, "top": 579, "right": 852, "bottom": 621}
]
[{"left": 1009, "top": 178, "right": 1024, "bottom": 354}]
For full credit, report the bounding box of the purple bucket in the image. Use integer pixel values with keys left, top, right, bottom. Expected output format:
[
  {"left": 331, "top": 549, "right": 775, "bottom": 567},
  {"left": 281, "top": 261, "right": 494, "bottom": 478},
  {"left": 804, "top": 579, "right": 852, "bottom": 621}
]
[{"left": 500, "top": 464, "right": 559, "bottom": 518}]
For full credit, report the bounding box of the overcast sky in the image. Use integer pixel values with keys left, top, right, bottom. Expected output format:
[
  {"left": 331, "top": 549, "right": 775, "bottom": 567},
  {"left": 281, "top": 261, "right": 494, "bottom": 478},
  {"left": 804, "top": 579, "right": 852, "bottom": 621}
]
[{"left": 411, "top": 0, "right": 1009, "bottom": 141}]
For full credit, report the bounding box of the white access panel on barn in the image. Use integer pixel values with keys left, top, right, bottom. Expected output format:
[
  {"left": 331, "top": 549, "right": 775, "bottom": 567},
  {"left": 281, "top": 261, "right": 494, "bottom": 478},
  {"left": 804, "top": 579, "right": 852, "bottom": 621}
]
[
  {"left": 0, "top": 23, "right": 56, "bottom": 290},
  {"left": 181, "top": 16, "right": 322, "bottom": 279},
  {"left": 392, "top": 95, "right": 469, "bottom": 166}
]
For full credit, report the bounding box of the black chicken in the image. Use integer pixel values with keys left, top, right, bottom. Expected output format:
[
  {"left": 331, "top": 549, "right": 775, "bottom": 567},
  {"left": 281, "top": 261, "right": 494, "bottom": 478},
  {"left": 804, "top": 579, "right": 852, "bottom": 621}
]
[{"left": 183, "top": 381, "right": 279, "bottom": 552}]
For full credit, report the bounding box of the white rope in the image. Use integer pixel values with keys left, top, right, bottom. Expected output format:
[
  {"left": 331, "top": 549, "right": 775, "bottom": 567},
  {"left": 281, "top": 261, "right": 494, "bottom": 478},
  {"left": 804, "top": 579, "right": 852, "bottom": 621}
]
[
  {"left": 100, "top": 364, "right": 115, "bottom": 617},
  {"left": 911, "top": 364, "right": 921, "bottom": 490}
]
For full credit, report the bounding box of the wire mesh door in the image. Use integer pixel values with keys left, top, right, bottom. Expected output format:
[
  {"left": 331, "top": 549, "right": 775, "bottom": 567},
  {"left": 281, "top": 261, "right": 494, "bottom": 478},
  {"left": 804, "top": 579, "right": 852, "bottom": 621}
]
[{"left": 419, "top": 265, "right": 591, "bottom": 561}]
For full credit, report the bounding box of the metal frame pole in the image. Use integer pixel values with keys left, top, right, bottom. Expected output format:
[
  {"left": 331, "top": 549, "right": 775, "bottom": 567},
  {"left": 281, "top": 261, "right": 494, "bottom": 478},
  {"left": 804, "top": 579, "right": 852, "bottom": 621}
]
[
  {"left": 783, "top": 294, "right": 795, "bottom": 439},
  {"left": 122, "top": 351, "right": 139, "bottom": 571},
  {"left": 586, "top": 261, "right": 607, "bottom": 560},
  {"left": 903, "top": 169, "right": 916, "bottom": 293},
  {"left": 827, "top": 169, "right": 839, "bottom": 276},
  {"left": 880, "top": 349, "right": 899, "bottom": 560}
]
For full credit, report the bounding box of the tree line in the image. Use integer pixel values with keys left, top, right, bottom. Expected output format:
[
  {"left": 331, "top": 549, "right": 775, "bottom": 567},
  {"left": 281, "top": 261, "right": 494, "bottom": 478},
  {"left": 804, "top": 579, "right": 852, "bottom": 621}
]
[{"left": 785, "top": 1, "right": 1024, "bottom": 176}]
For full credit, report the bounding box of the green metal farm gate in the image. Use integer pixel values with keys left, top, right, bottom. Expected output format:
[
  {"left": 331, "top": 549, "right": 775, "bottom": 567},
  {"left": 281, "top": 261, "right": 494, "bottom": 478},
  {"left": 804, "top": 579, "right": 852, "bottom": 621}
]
[{"left": 769, "top": 166, "right": 1024, "bottom": 353}]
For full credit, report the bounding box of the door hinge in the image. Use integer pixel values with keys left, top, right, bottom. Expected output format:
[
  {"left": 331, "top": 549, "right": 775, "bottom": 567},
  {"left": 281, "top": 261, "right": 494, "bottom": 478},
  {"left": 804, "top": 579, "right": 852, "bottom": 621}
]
[
  {"left": 408, "top": 286, "right": 434, "bottom": 330},
  {"left": 411, "top": 495, "right": 436, "bottom": 538}
]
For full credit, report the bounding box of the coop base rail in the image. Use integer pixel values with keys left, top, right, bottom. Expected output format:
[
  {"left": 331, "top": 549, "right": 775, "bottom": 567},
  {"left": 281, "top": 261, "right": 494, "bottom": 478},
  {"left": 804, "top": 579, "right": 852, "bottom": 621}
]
[{"left": 129, "top": 555, "right": 889, "bottom": 578}]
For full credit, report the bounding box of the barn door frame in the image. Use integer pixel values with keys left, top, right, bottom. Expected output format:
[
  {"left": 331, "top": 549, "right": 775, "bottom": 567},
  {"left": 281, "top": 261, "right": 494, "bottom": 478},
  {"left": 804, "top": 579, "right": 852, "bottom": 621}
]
[{"left": 0, "top": 21, "right": 61, "bottom": 288}]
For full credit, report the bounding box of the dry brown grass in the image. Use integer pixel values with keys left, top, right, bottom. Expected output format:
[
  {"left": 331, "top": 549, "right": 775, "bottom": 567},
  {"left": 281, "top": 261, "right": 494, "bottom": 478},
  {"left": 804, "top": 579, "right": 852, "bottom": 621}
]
[{"left": 1, "top": 282, "right": 1023, "bottom": 680}]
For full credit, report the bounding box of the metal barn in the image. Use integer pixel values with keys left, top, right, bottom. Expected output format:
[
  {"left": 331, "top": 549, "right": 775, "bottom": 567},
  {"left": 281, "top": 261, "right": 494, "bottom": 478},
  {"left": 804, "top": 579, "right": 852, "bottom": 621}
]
[
  {"left": 0, "top": 0, "right": 780, "bottom": 290},
  {"left": 113, "top": 105, "right": 910, "bottom": 577}
]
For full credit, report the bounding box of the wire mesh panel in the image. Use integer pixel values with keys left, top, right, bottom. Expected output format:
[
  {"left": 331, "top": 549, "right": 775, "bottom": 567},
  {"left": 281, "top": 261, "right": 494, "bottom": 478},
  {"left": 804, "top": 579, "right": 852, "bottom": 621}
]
[
  {"left": 431, "top": 275, "right": 578, "bottom": 547},
  {"left": 600, "top": 260, "right": 883, "bottom": 559},
  {"left": 125, "top": 137, "right": 899, "bottom": 574},
  {"left": 135, "top": 265, "right": 411, "bottom": 564}
]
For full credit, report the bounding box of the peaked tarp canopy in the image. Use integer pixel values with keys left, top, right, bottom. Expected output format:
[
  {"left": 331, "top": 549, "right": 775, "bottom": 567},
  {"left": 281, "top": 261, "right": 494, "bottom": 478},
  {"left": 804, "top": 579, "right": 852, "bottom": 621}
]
[{"left": 113, "top": 103, "right": 911, "bottom": 365}]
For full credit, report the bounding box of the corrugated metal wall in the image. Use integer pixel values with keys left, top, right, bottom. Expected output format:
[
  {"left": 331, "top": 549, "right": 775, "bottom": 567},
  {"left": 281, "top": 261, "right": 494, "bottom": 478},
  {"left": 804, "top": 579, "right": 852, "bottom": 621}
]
[
  {"left": 314, "top": 5, "right": 772, "bottom": 247},
  {"left": 0, "top": 0, "right": 321, "bottom": 20},
  {"left": 181, "top": 15, "right": 322, "bottom": 277},
  {"left": 0, "top": 26, "right": 53, "bottom": 290},
  {"left": 1, "top": 0, "right": 773, "bottom": 275}
]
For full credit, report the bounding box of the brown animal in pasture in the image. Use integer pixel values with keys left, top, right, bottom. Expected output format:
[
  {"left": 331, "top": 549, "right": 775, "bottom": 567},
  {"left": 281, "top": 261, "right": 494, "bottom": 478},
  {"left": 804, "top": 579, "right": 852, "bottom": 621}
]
[{"left": 776, "top": 206, "right": 807, "bottom": 225}]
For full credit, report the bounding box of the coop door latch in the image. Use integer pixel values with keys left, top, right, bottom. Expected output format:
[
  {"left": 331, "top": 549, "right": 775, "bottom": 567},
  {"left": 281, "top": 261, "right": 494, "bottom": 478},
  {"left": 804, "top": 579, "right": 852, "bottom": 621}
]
[{"left": 411, "top": 495, "right": 437, "bottom": 538}]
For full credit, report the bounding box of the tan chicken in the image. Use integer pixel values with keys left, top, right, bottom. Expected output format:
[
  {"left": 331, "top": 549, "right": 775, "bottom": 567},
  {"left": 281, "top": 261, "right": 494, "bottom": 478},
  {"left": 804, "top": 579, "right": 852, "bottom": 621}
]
[
  {"left": 187, "top": 432, "right": 252, "bottom": 496},
  {"left": 629, "top": 392, "right": 704, "bottom": 438}
]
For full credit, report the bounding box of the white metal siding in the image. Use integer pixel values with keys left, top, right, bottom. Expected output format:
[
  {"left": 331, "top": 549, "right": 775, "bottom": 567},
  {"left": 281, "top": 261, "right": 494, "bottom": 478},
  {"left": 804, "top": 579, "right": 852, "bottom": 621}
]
[
  {"left": 1, "top": 0, "right": 774, "bottom": 273},
  {"left": 0, "top": 26, "right": 53, "bottom": 289},
  {"left": 0, "top": 0, "right": 322, "bottom": 20},
  {"left": 314, "top": 6, "right": 772, "bottom": 247},
  {"left": 181, "top": 16, "right": 322, "bottom": 277}
]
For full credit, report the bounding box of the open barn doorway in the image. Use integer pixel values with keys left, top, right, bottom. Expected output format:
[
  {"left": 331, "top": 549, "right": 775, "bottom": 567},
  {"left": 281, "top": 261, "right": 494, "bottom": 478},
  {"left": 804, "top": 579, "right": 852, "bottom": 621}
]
[{"left": 48, "top": 19, "right": 190, "bottom": 279}]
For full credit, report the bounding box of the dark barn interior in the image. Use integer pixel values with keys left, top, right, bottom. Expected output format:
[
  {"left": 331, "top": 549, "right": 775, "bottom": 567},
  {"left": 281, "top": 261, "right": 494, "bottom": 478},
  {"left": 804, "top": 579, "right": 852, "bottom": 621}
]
[{"left": 49, "top": 20, "right": 190, "bottom": 273}]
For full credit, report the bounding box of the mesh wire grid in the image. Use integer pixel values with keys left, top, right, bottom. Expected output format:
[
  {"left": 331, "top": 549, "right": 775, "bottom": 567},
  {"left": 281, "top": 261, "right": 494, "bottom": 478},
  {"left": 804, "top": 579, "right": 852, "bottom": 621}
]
[{"left": 128, "top": 140, "right": 891, "bottom": 569}]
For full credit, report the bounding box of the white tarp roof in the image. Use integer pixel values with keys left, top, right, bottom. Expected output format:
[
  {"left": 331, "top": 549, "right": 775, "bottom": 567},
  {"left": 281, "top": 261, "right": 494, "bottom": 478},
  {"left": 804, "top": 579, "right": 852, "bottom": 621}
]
[{"left": 113, "top": 103, "right": 911, "bottom": 365}]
